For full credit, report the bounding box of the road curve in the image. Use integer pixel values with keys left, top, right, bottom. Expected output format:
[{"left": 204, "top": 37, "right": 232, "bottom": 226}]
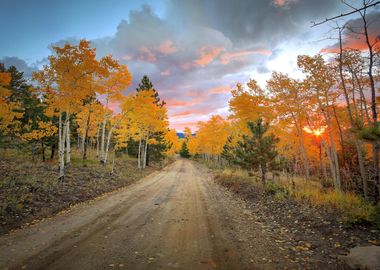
[{"left": 0, "top": 159, "right": 284, "bottom": 270}]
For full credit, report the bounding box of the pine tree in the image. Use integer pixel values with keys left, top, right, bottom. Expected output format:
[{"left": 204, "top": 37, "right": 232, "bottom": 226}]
[
  {"left": 179, "top": 141, "right": 190, "bottom": 158},
  {"left": 136, "top": 75, "right": 165, "bottom": 107},
  {"left": 221, "top": 136, "right": 236, "bottom": 165},
  {"left": 235, "top": 118, "right": 279, "bottom": 186}
]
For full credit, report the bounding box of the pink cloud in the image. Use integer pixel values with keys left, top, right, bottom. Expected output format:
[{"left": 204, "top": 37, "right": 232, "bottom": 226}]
[
  {"left": 138, "top": 47, "right": 157, "bottom": 62},
  {"left": 157, "top": 40, "right": 177, "bottom": 55},
  {"left": 166, "top": 97, "right": 203, "bottom": 107},
  {"left": 272, "top": 0, "right": 298, "bottom": 7},
  {"left": 122, "top": 54, "right": 133, "bottom": 61},
  {"left": 220, "top": 49, "right": 272, "bottom": 64},
  {"left": 170, "top": 121, "right": 198, "bottom": 132},
  {"left": 171, "top": 110, "right": 193, "bottom": 117},
  {"left": 180, "top": 62, "right": 193, "bottom": 70},
  {"left": 194, "top": 46, "right": 224, "bottom": 67},
  {"left": 160, "top": 69, "right": 171, "bottom": 76},
  {"left": 208, "top": 85, "right": 231, "bottom": 94}
]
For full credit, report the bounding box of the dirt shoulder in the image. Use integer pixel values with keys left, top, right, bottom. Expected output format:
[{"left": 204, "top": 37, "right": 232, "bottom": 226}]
[
  {"left": 209, "top": 165, "right": 380, "bottom": 269},
  {"left": 0, "top": 153, "right": 171, "bottom": 235}
]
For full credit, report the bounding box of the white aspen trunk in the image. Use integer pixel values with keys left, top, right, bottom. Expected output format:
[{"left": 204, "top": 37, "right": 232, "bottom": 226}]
[
  {"left": 65, "top": 111, "right": 71, "bottom": 164},
  {"left": 58, "top": 112, "right": 66, "bottom": 180},
  {"left": 96, "top": 124, "right": 100, "bottom": 158},
  {"left": 104, "top": 129, "right": 113, "bottom": 164},
  {"left": 143, "top": 135, "right": 149, "bottom": 169},
  {"left": 111, "top": 149, "right": 115, "bottom": 174},
  {"left": 138, "top": 138, "right": 142, "bottom": 169},
  {"left": 322, "top": 140, "right": 339, "bottom": 190},
  {"left": 81, "top": 135, "right": 85, "bottom": 156},
  {"left": 100, "top": 116, "right": 107, "bottom": 163},
  {"left": 299, "top": 135, "right": 310, "bottom": 180}
]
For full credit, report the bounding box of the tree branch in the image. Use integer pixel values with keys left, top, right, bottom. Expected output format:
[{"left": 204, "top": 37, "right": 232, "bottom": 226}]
[{"left": 311, "top": 1, "right": 380, "bottom": 27}]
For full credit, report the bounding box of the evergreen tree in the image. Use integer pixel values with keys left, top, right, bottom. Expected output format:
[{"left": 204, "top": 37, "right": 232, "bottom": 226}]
[
  {"left": 221, "top": 136, "right": 236, "bottom": 164},
  {"left": 234, "top": 118, "right": 279, "bottom": 186},
  {"left": 136, "top": 75, "right": 165, "bottom": 107},
  {"left": 179, "top": 141, "right": 190, "bottom": 158}
]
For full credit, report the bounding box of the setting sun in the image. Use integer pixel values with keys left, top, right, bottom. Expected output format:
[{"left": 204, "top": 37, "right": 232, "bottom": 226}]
[{"left": 303, "top": 126, "right": 327, "bottom": 137}]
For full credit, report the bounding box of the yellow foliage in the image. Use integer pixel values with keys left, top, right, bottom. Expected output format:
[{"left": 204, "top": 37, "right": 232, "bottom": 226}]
[
  {"left": 0, "top": 72, "right": 23, "bottom": 134},
  {"left": 188, "top": 115, "right": 229, "bottom": 156}
]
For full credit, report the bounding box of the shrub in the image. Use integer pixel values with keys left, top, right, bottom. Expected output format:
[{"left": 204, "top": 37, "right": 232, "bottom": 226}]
[{"left": 370, "top": 203, "right": 380, "bottom": 229}]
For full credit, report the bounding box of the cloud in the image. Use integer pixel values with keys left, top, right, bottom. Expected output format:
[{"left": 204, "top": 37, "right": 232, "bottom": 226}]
[
  {"left": 272, "top": 0, "right": 299, "bottom": 8},
  {"left": 194, "top": 46, "right": 223, "bottom": 67},
  {"left": 320, "top": 11, "right": 380, "bottom": 54},
  {"left": 0, "top": 56, "right": 39, "bottom": 78},
  {"left": 220, "top": 49, "right": 272, "bottom": 64},
  {"left": 166, "top": 0, "right": 341, "bottom": 48}
]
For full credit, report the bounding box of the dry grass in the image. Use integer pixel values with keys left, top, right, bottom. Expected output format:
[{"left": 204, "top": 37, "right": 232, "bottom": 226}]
[{"left": 212, "top": 166, "right": 378, "bottom": 227}]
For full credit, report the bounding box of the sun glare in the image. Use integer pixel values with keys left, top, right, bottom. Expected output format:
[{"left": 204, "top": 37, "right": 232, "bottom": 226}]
[{"left": 303, "top": 126, "right": 326, "bottom": 137}]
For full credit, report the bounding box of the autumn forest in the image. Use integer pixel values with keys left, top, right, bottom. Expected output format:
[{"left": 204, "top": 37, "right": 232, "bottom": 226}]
[{"left": 1, "top": 0, "right": 380, "bottom": 269}]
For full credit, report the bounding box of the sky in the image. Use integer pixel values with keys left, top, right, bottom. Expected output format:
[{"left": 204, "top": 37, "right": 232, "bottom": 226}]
[{"left": 1, "top": 0, "right": 379, "bottom": 131}]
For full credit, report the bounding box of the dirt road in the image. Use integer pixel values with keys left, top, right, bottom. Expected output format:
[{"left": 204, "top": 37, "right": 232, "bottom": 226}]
[{"left": 0, "top": 160, "right": 288, "bottom": 270}]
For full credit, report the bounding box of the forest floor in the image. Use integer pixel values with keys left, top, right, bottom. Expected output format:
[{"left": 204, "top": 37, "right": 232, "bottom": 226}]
[{"left": 0, "top": 149, "right": 169, "bottom": 235}]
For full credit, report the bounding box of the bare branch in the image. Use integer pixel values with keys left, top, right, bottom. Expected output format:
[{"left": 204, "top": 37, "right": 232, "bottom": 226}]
[{"left": 311, "top": 1, "right": 380, "bottom": 27}]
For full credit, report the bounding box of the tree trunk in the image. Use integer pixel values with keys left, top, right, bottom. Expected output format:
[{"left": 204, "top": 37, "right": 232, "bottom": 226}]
[
  {"left": 96, "top": 125, "right": 100, "bottom": 158},
  {"left": 111, "top": 149, "right": 115, "bottom": 174},
  {"left": 138, "top": 138, "right": 142, "bottom": 169},
  {"left": 50, "top": 143, "right": 56, "bottom": 160},
  {"left": 65, "top": 112, "right": 71, "bottom": 164},
  {"left": 143, "top": 135, "right": 149, "bottom": 169},
  {"left": 41, "top": 141, "right": 45, "bottom": 162},
  {"left": 58, "top": 112, "right": 66, "bottom": 180},
  {"left": 31, "top": 142, "right": 35, "bottom": 161},
  {"left": 361, "top": 8, "right": 380, "bottom": 199},
  {"left": 355, "top": 140, "right": 369, "bottom": 199},
  {"left": 260, "top": 164, "right": 267, "bottom": 187},
  {"left": 83, "top": 110, "right": 91, "bottom": 160},
  {"left": 104, "top": 129, "right": 113, "bottom": 164},
  {"left": 100, "top": 116, "right": 107, "bottom": 163}
]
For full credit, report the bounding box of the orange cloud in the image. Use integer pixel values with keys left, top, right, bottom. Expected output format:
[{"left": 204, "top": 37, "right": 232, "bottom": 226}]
[
  {"left": 320, "top": 34, "right": 379, "bottom": 54},
  {"left": 194, "top": 46, "right": 224, "bottom": 67},
  {"left": 220, "top": 49, "right": 272, "bottom": 64}
]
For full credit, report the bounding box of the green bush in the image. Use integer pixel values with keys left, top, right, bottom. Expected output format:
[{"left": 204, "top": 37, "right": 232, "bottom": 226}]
[
  {"left": 265, "top": 181, "right": 289, "bottom": 197},
  {"left": 370, "top": 203, "right": 380, "bottom": 229}
]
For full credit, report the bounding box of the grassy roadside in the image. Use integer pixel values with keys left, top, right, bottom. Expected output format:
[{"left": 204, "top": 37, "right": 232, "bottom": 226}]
[
  {"left": 200, "top": 160, "right": 380, "bottom": 228},
  {"left": 197, "top": 159, "right": 380, "bottom": 267},
  {"left": 0, "top": 149, "right": 174, "bottom": 235}
]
